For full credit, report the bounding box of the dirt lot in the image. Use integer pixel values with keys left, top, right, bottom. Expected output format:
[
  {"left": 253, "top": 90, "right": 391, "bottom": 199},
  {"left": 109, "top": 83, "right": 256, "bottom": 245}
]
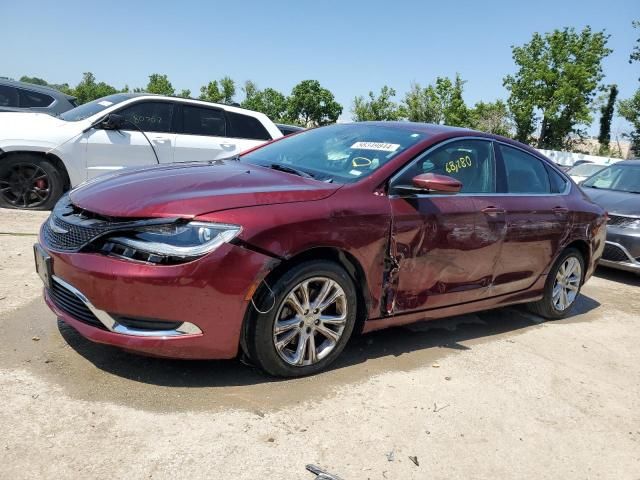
[{"left": 0, "top": 207, "right": 639, "bottom": 479}]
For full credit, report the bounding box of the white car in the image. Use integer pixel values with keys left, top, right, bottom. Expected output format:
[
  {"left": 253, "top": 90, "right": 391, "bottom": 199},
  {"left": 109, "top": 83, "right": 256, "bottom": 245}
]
[
  {"left": 566, "top": 162, "right": 607, "bottom": 184},
  {"left": 0, "top": 94, "right": 283, "bottom": 209}
]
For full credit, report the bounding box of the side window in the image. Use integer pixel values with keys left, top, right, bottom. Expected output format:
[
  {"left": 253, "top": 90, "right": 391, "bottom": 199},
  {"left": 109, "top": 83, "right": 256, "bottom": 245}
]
[
  {"left": 498, "top": 145, "right": 550, "bottom": 194},
  {"left": 392, "top": 139, "right": 496, "bottom": 193},
  {"left": 18, "top": 89, "right": 54, "bottom": 108},
  {"left": 182, "top": 106, "right": 226, "bottom": 136},
  {"left": 546, "top": 165, "right": 568, "bottom": 193},
  {"left": 0, "top": 85, "right": 19, "bottom": 107},
  {"left": 227, "top": 112, "right": 272, "bottom": 140},
  {"left": 117, "top": 102, "right": 174, "bottom": 133}
]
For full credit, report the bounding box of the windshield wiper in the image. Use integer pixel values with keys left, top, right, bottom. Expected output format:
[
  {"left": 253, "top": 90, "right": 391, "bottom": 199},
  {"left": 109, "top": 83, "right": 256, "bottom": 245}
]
[{"left": 267, "top": 163, "right": 314, "bottom": 179}]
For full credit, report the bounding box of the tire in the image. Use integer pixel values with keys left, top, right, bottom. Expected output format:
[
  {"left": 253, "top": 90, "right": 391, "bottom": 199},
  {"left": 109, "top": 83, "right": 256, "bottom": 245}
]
[
  {"left": 527, "top": 248, "right": 585, "bottom": 320},
  {"left": 245, "top": 260, "right": 358, "bottom": 377},
  {"left": 0, "top": 154, "right": 64, "bottom": 210}
]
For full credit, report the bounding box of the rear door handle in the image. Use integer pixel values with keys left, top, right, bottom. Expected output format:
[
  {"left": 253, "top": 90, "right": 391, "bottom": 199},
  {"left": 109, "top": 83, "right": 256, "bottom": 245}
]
[
  {"left": 481, "top": 206, "right": 506, "bottom": 216},
  {"left": 552, "top": 206, "right": 569, "bottom": 215}
]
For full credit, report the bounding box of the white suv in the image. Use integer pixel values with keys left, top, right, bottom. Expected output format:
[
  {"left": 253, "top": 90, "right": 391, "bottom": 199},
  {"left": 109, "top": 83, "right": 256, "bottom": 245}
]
[{"left": 0, "top": 94, "right": 283, "bottom": 209}]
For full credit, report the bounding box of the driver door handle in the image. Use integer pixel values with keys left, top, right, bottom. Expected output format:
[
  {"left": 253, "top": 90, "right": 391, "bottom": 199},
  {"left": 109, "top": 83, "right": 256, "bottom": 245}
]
[{"left": 481, "top": 206, "right": 506, "bottom": 216}]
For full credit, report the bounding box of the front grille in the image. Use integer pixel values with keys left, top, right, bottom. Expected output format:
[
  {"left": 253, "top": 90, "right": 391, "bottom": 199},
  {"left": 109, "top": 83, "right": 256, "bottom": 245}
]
[
  {"left": 608, "top": 214, "right": 640, "bottom": 228},
  {"left": 602, "top": 243, "right": 630, "bottom": 262},
  {"left": 42, "top": 215, "right": 106, "bottom": 251},
  {"left": 48, "top": 280, "right": 107, "bottom": 330}
]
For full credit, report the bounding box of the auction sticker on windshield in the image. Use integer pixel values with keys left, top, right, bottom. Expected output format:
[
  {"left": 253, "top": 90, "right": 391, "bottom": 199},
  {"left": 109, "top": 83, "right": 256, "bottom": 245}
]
[{"left": 350, "top": 142, "right": 400, "bottom": 152}]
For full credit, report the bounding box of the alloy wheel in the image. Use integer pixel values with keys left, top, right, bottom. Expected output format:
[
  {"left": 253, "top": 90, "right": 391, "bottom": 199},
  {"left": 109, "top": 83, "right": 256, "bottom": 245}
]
[
  {"left": 0, "top": 163, "right": 51, "bottom": 208},
  {"left": 552, "top": 256, "right": 582, "bottom": 311},
  {"left": 273, "top": 276, "right": 347, "bottom": 367}
]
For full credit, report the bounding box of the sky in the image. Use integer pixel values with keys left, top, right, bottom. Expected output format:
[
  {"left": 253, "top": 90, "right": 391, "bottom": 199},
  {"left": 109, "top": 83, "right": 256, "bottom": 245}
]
[{"left": 3, "top": 0, "right": 639, "bottom": 136}]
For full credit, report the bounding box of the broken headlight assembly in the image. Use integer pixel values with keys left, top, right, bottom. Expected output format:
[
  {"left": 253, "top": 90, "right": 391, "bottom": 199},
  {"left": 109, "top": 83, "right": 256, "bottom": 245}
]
[{"left": 96, "top": 221, "right": 242, "bottom": 264}]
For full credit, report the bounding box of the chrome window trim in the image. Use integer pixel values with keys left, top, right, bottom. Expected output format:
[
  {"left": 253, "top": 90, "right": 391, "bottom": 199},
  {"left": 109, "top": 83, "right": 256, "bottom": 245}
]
[
  {"left": 388, "top": 136, "right": 571, "bottom": 198},
  {"left": 51, "top": 276, "right": 202, "bottom": 337}
]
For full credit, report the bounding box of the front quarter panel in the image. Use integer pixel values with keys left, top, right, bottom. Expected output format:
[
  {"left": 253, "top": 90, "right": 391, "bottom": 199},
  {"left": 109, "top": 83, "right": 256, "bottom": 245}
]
[{"left": 196, "top": 188, "right": 392, "bottom": 318}]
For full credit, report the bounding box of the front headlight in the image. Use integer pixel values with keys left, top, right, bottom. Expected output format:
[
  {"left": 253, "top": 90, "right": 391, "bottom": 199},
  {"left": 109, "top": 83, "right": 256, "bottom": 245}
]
[{"left": 100, "top": 221, "right": 241, "bottom": 263}]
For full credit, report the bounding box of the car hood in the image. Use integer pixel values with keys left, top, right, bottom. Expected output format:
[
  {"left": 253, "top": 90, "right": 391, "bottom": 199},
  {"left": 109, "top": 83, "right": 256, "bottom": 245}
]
[
  {"left": 581, "top": 186, "right": 640, "bottom": 216},
  {"left": 0, "top": 112, "right": 78, "bottom": 143},
  {"left": 69, "top": 161, "right": 341, "bottom": 218}
]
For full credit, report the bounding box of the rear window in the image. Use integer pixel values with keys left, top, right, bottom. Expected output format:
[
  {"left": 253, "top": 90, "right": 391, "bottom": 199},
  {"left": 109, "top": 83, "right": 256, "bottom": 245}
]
[
  {"left": 227, "top": 112, "right": 271, "bottom": 140},
  {"left": 0, "top": 85, "right": 18, "bottom": 107},
  {"left": 18, "top": 89, "right": 54, "bottom": 108},
  {"left": 182, "top": 106, "right": 226, "bottom": 136},
  {"left": 498, "top": 144, "right": 550, "bottom": 194}
]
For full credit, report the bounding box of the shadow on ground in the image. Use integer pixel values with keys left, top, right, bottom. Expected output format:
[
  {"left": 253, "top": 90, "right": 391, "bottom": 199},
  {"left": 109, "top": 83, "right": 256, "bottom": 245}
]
[
  {"left": 594, "top": 266, "right": 640, "bottom": 286},
  {"left": 58, "top": 293, "right": 601, "bottom": 390}
]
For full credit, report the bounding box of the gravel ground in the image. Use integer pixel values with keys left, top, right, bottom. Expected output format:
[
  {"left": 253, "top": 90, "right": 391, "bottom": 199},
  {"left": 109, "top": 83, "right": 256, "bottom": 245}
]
[{"left": 0, "top": 207, "right": 639, "bottom": 479}]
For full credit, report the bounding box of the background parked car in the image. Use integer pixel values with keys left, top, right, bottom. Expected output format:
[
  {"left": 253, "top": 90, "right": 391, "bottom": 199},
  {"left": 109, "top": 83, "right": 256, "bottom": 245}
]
[
  {"left": 580, "top": 159, "right": 640, "bottom": 274},
  {"left": 276, "top": 123, "right": 305, "bottom": 136},
  {"left": 0, "top": 79, "right": 76, "bottom": 115},
  {"left": 0, "top": 93, "right": 283, "bottom": 209},
  {"left": 566, "top": 162, "right": 607, "bottom": 183}
]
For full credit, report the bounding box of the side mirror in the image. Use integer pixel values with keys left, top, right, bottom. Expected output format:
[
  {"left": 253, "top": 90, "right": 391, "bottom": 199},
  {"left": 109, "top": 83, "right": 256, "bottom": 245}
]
[
  {"left": 98, "top": 113, "right": 125, "bottom": 130},
  {"left": 412, "top": 173, "right": 462, "bottom": 193}
]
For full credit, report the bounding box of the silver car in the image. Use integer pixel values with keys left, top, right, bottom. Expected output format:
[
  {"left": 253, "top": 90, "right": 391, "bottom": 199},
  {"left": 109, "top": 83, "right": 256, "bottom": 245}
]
[
  {"left": 0, "top": 79, "right": 76, "bottom": 116},
  {"left": 581, "top": 159, "right": 640, "bottom": 274}
]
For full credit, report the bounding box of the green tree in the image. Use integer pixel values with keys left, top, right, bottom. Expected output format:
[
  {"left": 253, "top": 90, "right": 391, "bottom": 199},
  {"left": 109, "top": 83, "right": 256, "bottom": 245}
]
[
  {"left": 598, "top": 84, "right": 619, "bottom": 154},
  {"left": 504, "top": 26, "right": 612, "bottom": 149},
  {"left": 619, "top": 90, "right": 640, "bottom": 156},
  {"left": 630, "top": 20, "right": 640, "bottom": 71},
  {"left": 403, "top": 82, "right": 441, "bottom": 123},
  {"left": 287, "top": 80, "right": 342, "bottom": 127},
  {"left": 470, "top": 100, "right": 512, "bottom": 136},
  {"left": 403, "top": 74, "right": 470, "bottom": 126},
  {"left": 241, "top": 82, "right": 288, "bottom": 122},
  {"left": 72, "top": 72, "right": 119, "bottom": 104},
  {"left": 199, "top": 76, "right": 236, "bottom": 104},
  {"left": 19, "top": 75, "right": 48, "bottom": 86},
  {"left": 178, "top": 89, "right": 191, "bottom": 98},
  {"left": 145, "top": 74, "right": 175, "bottom": 95},
  {"left": 352, "top": 85, "right": 404, "bottom": 121}
]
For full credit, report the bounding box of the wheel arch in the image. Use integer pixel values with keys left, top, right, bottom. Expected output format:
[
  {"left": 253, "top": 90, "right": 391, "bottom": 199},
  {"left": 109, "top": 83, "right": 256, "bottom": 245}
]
[
  {"left": 0, "top": 150, "right": 71, "bottom": 191},
  {"left": 564, "top": 239, "right": 590, "bottom": 283},
  {"left": 241, "top": 246, "right": 372, "bottom": 358}
]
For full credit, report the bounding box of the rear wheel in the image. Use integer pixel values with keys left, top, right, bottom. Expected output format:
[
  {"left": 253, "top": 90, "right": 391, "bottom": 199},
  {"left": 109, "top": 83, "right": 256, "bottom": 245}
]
[
  {"left": 0, "top": 154, "right": 64, "bottom": 210},
  {"left": 528, "top": 248, "right": 584, "bottom": 319},
  {"left": 245, "top": 260, "right": 357, "bottom": 377}
]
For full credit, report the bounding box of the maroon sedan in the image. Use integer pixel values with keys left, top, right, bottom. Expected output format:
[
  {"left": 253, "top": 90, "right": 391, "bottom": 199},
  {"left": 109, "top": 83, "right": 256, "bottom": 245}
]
[{"left": 34, "top": 122, "right": 606, "bottom": 376}]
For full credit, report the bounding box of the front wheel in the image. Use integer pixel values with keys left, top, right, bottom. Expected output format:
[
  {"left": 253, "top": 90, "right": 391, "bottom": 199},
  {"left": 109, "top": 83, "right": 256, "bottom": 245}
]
[
  {"left": 528, "top": 248, "right": 585, "bottom": 319},
  {"left": 245, "top": 260, "right": 358, "bottom": 377},
  {"left": 0, "top": 154, "right": 64, "bottom": 210}
]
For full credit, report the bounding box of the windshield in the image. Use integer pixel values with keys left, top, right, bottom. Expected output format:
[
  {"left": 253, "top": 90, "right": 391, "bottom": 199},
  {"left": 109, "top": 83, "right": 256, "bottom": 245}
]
[
  {"left": 58, "top": 93, "right": 134, "bottom": 121},
  {"left": 582, "top": 163, "right": 640, "bottom": 193},
  {"left": 567, "top": 163, "right": 606, "bottom": 177},
  {"left": 241, "top": 124, "right": 427, "bottom": 183}
]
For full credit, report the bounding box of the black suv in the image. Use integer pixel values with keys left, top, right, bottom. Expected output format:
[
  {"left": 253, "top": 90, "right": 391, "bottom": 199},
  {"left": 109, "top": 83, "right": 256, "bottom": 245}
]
[{"left": 0, "top": 79, "right": 76, "bottom": 115}]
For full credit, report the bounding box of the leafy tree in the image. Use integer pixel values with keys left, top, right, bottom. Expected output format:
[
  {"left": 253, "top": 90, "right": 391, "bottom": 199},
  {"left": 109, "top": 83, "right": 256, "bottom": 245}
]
[
  {"left": 403, "top": 82, "right": 441, "bottom": 123},
  {"left": 199, "top": 76, "right": 236, "bottom": 104},
  {"left": 178, "top": 89, "right": 191, "bottom": 98},
  {"left": 619, "top": 90, "right": 640, "bottom": 156},
  {"left": 287, "top": 80, "right": 342, "bottom": 127},
  {"left": 630, "top": 20, "right": 640, "bottom": 73},
  {"left": 352, "top": 85, "right": 404, "bottom": 121},
  {"left": 403, "top": 74, "right": 470, "bottom": 127},
  {"left": 19, "top": 75, "right": 48, "bottom": 86},
  {"left": 146, "top": 73, "right": 175, "bottom": 95},
  {"left": 598, "top": 84, "right": 619, "bottom": 154},
  {"left": 504, "top": 26, "right": 611, "bottom": 149},
  {"left": 72, "top": 72, "right": 119, "bottom": 104},
  {"left": 241, "top": 82, "right": 288, "bottom": 122},
  {"left": 470, "top": 100, "right": 512, "bottom": 136}
]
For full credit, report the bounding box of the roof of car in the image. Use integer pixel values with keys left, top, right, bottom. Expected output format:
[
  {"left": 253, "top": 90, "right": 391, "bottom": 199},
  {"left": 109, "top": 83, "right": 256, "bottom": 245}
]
[
  {"left": 354, "top": 121, "right": 473, "bottom": 135},
  {"left": 617, "top": 159, "right": 640, "bottom": 165},
  {"left": 0, "top": 78, "right": 76, "bottom": 100}
]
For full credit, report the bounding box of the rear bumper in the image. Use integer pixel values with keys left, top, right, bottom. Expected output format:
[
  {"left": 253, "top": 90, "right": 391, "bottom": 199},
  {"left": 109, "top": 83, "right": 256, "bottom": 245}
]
[{"left": 40, "top": 241, "right": 276, "bottom": 359}]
